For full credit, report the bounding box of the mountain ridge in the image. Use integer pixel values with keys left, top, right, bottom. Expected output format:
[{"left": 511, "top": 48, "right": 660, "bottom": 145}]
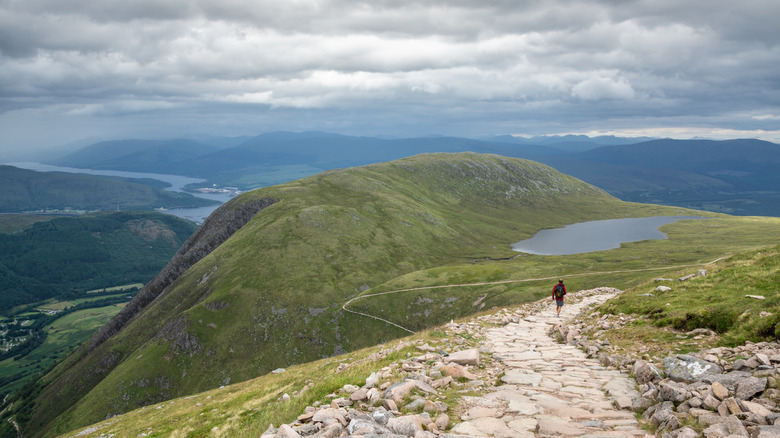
[
  {"left": 23, "top": 152, "right": 657, "bottom": 436},
  {"left": 47, "top": 132, "right": 780, "bottom": 216}
]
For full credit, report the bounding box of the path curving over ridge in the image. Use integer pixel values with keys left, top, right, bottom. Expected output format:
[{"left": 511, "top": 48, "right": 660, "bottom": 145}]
[{"left": 342, "top": 256, "right": 729, "bottom": 334}]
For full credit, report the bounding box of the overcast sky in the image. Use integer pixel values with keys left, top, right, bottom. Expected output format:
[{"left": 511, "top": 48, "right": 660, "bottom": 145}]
[{"left": 1, "top": 0, "right": 779, "bottom": 154}]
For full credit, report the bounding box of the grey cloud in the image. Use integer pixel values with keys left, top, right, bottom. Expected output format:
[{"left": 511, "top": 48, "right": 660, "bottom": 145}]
[{"left": 1, "top": 0, "right": 779, "bottom": 151}]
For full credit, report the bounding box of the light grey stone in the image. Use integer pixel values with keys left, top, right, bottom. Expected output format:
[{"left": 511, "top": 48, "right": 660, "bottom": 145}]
[
  {"left": 736, "top": 377, "right": 767, "bottom": 400},
  {"left": 535, "top": 415, "right": 585, "bottom": 436},
  {"left": 659, "top": 380, "right": 689, "bottom": 402},
  {"left": 366, "top": 372, "right": 380, "bottom": 388},
  {"left": 371, "top": 406, "right": 395, "bottom": 425},
  {"left": 757, "top": 425, "right": 780, "bottom": 438},
  {"left": 740, "top": 399, "right": 773, "bottom": 417},
  {"left": 384, "top": 381, "right": 417, "bottom": 406},
  {"left": 500, "top": 369, "right": 542, "bottom": 386},
  {"left": 350, "top": 388, "right": 369, "bottom": 402},
  {"left": 348, "top": 418, "right": 392, "bottom": 435},
  {"left": 387, "top": 415, "right": 424, "bottom": 437},
  {"left": 312, "top": 422, "right": 343, "bottom": 438},
  {"left": 445, "top": 348, "right": 480, "bottom": 366},
  {"left": 667, "top": 426, "right": 699, "bottom": 438},
  {"left": 664, "top": 355, "right": 723, "bottom": 383},
  {"left": 312, "top": 408, "right": 347, "bottom": 426},
  {"left": 275, "top": 424, "right": 301, "bottom": 438}
]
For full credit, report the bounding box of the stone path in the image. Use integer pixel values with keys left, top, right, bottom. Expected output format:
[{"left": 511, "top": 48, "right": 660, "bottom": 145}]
[{"left": 443, "top": 291, "right": 652, "bottom": 438}]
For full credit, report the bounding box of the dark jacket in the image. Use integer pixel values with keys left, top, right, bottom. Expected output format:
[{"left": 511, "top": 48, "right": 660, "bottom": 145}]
[{"left": 552, "top": 283, "right": 567, "bottom": 301}]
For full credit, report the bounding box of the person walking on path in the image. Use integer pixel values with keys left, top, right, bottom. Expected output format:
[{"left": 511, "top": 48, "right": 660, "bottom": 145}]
[{"left": 552, "top": 279, "right": 567, "bottom": 317}]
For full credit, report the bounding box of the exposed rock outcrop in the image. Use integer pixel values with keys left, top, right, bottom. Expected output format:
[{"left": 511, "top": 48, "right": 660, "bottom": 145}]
[{"left": 89, "top": 196, "right": 277, "bottom": 350}]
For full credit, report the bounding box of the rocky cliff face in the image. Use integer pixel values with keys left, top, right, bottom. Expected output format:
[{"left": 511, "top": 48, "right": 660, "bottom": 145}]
[{"left": 90, "top": 196, "right": 277, "bottom": 351}]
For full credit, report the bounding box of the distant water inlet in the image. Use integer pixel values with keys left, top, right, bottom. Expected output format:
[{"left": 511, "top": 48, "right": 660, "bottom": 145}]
[{"left": 511, "top": 216, "right": 708, "bottom": 255}]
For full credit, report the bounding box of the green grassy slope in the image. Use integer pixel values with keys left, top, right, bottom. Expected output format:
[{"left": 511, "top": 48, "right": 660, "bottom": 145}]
[
  {"left": 51, "top": 242, "right": 780, "bottom": 438},
  {"left": 19, "top": 153, "right": 780, "bottom": 437},
  {"left": 601, "top": 244, "right": 780, "bottom": 347}
]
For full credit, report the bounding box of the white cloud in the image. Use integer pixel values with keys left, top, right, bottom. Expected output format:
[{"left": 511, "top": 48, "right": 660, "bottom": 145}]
[
  {"left": 0, "top": 0, "right": 779, "bottom": 150},
  {"left": 571, "top": 76, "right": 636, "bottom": 101}
]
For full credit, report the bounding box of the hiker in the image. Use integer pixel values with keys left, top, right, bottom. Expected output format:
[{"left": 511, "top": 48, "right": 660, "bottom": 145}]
[{"left": 552, "top": 279, "right": 567, "bottom": 317}]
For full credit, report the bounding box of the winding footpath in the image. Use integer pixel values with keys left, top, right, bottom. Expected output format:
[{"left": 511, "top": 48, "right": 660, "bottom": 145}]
[
  {"left": 342, "top": 256, "right": 729, "bottom": 334},
  {"left": 443, "top": 289, "right": 651, "bottom": 438}
]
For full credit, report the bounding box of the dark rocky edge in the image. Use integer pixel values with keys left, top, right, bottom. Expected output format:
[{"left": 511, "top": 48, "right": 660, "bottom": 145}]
[
  {"left": 89, "top": 196, "right": 277, "bottom": 351},
  {"left": 554, "top": 287, "right": 780, "bottom": 438}
]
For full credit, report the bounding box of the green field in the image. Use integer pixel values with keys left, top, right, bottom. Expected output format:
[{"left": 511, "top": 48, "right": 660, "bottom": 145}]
[
  {"left": 0, "top": 305, "right": 124, "bottom": 397},
  {"left": 35, "top": 293, "right": 135, "bottom": 312},
  {"left": 86, "top": 284, "right": 144, "bottom": 294}
]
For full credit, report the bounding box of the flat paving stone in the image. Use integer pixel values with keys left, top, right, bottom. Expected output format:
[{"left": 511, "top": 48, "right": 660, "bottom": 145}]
[{"left": 450, "top": 289, "right": 653, "bottom": 438}]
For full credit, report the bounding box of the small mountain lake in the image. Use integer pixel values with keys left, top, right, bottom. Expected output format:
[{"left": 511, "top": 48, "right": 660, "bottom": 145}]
[{"left": 511, "top": 216, "right": 708, "bottom": 255}]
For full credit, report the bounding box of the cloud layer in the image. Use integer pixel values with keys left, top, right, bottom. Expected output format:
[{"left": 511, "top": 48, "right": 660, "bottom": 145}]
[{"left": 1, "top": 0, "right": 779, "bottom": 149}]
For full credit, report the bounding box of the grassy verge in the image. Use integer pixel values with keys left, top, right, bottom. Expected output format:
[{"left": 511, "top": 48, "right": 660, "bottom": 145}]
[
  {"left": 60, "top": 337, "right": 426, "bottom": 437},
  {"left": 598, "top": 244, "right": 780, "bottom": 358}
]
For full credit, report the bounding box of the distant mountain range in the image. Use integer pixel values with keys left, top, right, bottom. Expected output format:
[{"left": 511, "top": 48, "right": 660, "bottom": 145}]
[{"left": 47, "top": 132, "right": 780, "bottom": 216}]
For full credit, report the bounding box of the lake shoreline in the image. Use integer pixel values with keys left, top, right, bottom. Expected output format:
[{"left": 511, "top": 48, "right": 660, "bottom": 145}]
[{"left": 512, "top": 215, "right": 709, "bottom": 255}]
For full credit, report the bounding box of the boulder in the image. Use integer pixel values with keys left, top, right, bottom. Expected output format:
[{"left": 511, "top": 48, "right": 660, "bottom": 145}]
[
  {"left": 659, "top": 380, "right": 689, "bottom": 402},
  {"left": 350, "top": 388, "right": 369, "bottom": 402},
  {"left": 702, "top": 416, "right": 749, "bottom": 437},
  {"left": 736, "top": 377, "right": 767, "bottom": 400},
  {"left": 313, "top": 422, "right": 343, "bottom": 438},
  {"left": 444, "top": 348, "right": 480, "bottom": 366},
  {"left": 385, "top": 381, "right": 417, "bottom": 406},
  {"left": 664, "top": 355, "right": 723, "bottom": 382},
  {"left": 712, "top": 381, "right": 729, "bottom": 400},
  {"left": 740, "top": 399, "right": 773, "bottom": 418},
  {"left": 633, "top": 360, "right": 665, "bottom": 384},
  {"left": 312, "top": 408, "right": 347, "bottom": 426},
  {"left": 347, "top": 418, "right": 392, "bottom": 435},
  {"left": 275, "top": 424, "right": 301, "bottom": 438},
  {"left": 667, "top": 426, "right": 700, "bottom": 438},
  {"left": 757, "top": 425, "right": 780, "bottom": 438},
  {"left": 435, "top": 413, "right": 450, "bottom": 431},
  {"left": 439, "top": 364, "right": 477, "bottom": 380},
  {"left": 387, "top": 415, "right": 424, "bottom": 436},
  {"left": 371, "top": 407, "right": 395, "bottom": 425},
  {"left": 365, "top": 372, "right": 380, "bottom": 388}
]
